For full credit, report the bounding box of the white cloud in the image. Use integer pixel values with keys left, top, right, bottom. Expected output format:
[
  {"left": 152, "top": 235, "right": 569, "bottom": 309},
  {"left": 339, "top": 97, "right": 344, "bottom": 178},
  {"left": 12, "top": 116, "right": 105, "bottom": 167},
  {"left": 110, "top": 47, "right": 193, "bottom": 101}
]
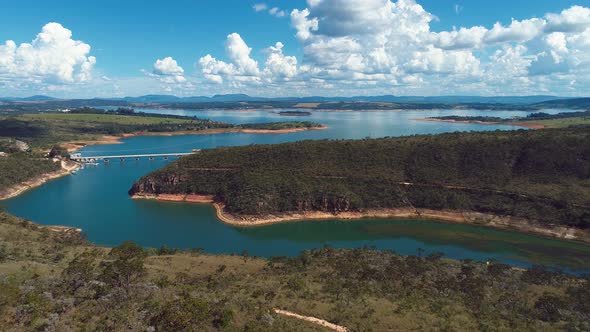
[
  {"left": 264, "top": 42, "right": 297, "bottom": 79},
  {"left": 454, "top": 4, "right": 463, "bottom": 15},
  {"left": 253, "top": 3, "right": 267, "bottom": 12},
  {"left": 225, "top": 33, "right": 260, "bottom": 76},
  {"left": 546, "top": 6, "right": 590, "bottom": 33},
  {"left": 6, "top": 3, "right": 590, "bottom": 98},
  {"left": 198, "top": 33, "right": 261, "bottom": 84},
  {"left": 198, "top": 33, "right": 301, "bottom": 86},
  {"left": 0, "top": 22, "right": 95, "bottom": 84},
  {"left": 290, "top": 9, "right": 318, "bottom": 41},
  {"left": 269, "top": 7, "right": 286, "bottom": 18},
  {"left": 191, "top": 2, "right": 590, "bottom": 96},
  {"left": 151, "top": 57, "right": 186, "bottom": 83},
  {"left": 484, "top": 18, "right": 545, "bottom": 44}
]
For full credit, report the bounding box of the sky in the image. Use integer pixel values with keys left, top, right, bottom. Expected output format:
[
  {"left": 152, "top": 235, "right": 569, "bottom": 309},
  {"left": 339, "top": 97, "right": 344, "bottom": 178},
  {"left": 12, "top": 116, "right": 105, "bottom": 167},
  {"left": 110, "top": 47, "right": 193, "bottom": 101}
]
[{"left": 0, "top": 0, "right": 589, "bottom": 98}]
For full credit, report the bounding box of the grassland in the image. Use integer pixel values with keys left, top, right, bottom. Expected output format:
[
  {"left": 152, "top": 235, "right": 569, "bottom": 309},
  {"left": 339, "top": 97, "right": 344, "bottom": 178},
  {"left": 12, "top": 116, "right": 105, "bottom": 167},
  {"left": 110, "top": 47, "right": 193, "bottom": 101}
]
[
  {"left": 527, "top": 116, "right": 590, "bottom": 128},
  {"left": 0, "top": 111, "right": 324, "bottom": 149},
  {"left": 18, "top": 113, "right": 196, "bottom": 125},
  {"left": 0, "top": 212, "right": 588, "bottom": 331},
  {"left": 423, "top": 110, "right": 590, "bottom": 129}
]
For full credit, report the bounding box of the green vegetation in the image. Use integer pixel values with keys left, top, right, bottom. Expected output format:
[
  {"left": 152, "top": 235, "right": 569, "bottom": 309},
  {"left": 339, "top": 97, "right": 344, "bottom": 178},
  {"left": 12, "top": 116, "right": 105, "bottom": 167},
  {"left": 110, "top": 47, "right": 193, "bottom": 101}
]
[
  {"left": 0, "top": 108, "right": 324, "bottom": 149},
  {"left": 0, "top": 153, "right": 61, "bottom": 193},
  {"left": 3, "top": 96, "right": 590, "bottom": 113},
  {"left": 131, "top": 127, "right": 590, "bottom": 230},
  {"left": 240, "top": 121, "right": 322, "bottom": 130},
  {"left": 530, "top": 117, "right": 590, "bottom": 128},
  {"left": 279, "top": 111, "right": 312, "bottom": 116},
  {"left": 0, "top": 212, "right": 589, "bottom": 331},
  {"left": 20, "top": 113, "right": 200, "bottom": 125},
  {"left": 0, "top": 111, "right": 231, "bottom": 148},
  {"left": 427, "top": 115, "right": 505, "bottom": 122},
  {"left": 0, "top": 109, "right": 324, "bottom": 197},
  {"left": 429, "top": 110, "right": 590, "bottom": 128}
]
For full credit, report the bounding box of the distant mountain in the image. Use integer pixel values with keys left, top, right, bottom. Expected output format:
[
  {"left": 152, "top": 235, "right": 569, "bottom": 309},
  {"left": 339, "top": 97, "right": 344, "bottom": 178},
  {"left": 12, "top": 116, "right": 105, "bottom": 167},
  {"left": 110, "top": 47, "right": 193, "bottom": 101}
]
[
  {"left": 114, "top": 94, "right": 569, "bottom": 104},
  {"left": 1, "top": 94, "right": 584, "bottom": 107},
  {"left": 533, "top": 97, "right": 590, "bottom": 109},
  {"left": 290, "top": 95, "right": 568, "bottom": 104},
  {"left": 122, "top": 95, "right": 182, "bottom": 103},
  {"left": 0, "top": 95, "right": 57, "bottom": 102}
]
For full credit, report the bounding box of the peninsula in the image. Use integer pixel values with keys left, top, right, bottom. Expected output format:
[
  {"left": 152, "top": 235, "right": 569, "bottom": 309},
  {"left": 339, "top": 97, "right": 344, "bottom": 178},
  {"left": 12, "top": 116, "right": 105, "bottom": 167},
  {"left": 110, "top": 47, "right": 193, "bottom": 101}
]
[
  {"left": 130, "top": 127, "right": 590, "bottom": 242},
  {"left": 418, "top": 110, "right": 590, "bottom": 129},
  {"left": 0, "top": 108, "right": 325, "bottom": 200}
]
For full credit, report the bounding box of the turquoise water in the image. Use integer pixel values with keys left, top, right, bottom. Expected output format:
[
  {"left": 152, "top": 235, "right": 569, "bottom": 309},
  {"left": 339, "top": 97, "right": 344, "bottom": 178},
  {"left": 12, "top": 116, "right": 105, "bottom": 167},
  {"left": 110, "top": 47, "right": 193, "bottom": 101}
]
[{"left": 4, "top": 109, "right": 590, "bottom": 273}]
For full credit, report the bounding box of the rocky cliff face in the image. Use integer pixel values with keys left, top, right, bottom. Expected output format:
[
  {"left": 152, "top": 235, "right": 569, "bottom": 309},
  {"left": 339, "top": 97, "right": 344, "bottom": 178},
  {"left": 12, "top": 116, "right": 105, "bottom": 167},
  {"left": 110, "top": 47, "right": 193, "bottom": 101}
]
[{"left": 128, "top": 173, "right": 185, "bottom": 196}]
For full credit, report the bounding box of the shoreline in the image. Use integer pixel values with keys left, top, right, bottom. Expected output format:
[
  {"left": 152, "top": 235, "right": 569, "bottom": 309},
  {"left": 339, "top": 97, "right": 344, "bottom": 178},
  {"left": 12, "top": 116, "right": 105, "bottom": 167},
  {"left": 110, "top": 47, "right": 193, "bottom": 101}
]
[
  {"left": 0, "top": 160, "right": 80, "bottom": 201},
  {"left": 63, "top": 125, "right": 328, "bottom": 153},
  {"left": 1, "top": 125, "right": 327, "bottom": 201},
  {"left": 131, "top": 193, "right": 589, "bottom": 243},
  {"left": 415, "top": 118, "right": 548, "bottom": 129}
]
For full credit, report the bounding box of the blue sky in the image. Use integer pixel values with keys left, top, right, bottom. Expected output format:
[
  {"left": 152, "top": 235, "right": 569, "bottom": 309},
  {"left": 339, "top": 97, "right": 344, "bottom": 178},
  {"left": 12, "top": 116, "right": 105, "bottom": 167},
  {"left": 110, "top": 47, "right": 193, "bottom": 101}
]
[{"left": 0, "top": 0, "right": 589, "bottom": 97}]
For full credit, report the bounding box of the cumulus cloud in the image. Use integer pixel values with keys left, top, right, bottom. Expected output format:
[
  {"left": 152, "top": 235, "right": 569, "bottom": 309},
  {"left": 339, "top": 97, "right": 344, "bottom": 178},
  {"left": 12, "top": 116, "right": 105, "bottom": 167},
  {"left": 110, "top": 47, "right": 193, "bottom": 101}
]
[
  {"left": 196, "top": 1, "right": 590, "bottom": 96},
  {"left": 199, "top": 33, "right": 262, "bottom": 84},
  {"left": 0, "top": 22, "right": 95, "bottom": 84},
  {"left": 151, "top": 57, "right": 186, "bottom": 83},
  {"left": 546, "top": 6, "right": 590, "bottom": 33},
  {"left": 198, "top": 33, "right": 301, "bottom": 86},
  {"left": 264, "top": 42, "right": 297, "bottom": 79}
]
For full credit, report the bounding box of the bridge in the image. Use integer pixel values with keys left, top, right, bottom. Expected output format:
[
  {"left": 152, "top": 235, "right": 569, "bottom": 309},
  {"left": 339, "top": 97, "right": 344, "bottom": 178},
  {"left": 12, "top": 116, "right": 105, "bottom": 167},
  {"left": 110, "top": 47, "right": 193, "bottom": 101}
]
[{"left": 70, "top": 151, "right": 199, "bottom": 163}]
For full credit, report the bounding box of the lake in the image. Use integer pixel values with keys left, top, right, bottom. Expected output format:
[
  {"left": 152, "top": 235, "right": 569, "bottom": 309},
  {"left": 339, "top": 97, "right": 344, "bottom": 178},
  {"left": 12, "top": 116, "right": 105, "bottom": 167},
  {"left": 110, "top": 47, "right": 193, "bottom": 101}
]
[{"left": 4, "top": 108, "right": 590, "bottom": 273}]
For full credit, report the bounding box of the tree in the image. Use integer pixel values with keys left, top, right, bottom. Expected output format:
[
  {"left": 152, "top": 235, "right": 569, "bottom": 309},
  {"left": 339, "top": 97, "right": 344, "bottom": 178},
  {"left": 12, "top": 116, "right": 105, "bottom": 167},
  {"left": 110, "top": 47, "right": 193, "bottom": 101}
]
[
  {"left": 101, "top": 241, "right": 146, "bottom": 290},
  {"left": 62, "top": 251, "right": 97, "bottom": 292},
  {"left": 534, "top": 293, "right": 565, "bottom": 322},
  {"left": 0, "top": 242, "right": 8, "bottom": 263},
  {"left": 150, "top": 295, "right": 233, "bottom": 331},
  {"left": 48, "top": 145, "right": 69, "bottom": 159},
  {"left": 241, "top": 249, "right": 250, "bottom": 263}
]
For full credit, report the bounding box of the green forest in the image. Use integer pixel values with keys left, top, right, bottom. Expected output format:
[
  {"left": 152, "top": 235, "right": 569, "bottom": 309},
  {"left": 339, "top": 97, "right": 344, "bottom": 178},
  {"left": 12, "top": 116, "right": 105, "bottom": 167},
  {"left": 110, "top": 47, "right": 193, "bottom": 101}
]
[
  {"left": 131, "top": 127, "right": 590, "bottom": 229},
  {"left": 429, "top": 110, "right": 590, "bottom": 126},
  {"left": 0, "top": 212, "right": 589, "bottom": 331},
  {"left": 0, "top": 108, "right": 323, "bottom": 149},
  {"left": 0, "top": 110, "right": 323, "bottom": 195},
  {"left": 0, "top": 153, "right": 61, "bottom": 191}
]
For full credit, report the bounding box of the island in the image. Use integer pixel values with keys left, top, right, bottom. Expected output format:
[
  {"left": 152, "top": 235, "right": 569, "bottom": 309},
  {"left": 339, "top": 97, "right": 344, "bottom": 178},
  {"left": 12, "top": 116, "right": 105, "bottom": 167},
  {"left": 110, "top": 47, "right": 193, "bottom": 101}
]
[
  {"left": 278, "top": 110, "right": 312, "bottom": 116},
  {"left": 0, "top": 108, "right": 326, "bottom": 200},
  {"left": 130, "top": 126, "right": 590, "bottom": 242}
]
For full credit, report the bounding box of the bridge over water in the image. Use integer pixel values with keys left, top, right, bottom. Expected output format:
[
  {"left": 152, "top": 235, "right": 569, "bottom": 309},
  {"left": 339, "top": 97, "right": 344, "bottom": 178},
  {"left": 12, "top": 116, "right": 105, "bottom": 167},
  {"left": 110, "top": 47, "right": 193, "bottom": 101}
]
[{"left": 70, "top": 151, "right": 199, "bottom": 163}]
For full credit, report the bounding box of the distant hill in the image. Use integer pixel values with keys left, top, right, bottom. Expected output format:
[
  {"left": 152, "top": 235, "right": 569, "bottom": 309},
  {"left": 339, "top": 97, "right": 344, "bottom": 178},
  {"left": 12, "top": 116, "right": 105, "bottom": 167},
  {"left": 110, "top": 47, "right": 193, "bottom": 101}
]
[
  {"left": 122, "top": 94, "right": 269, "bottom": 103},
  {"left": 4, "top": 94, "right": 572, "bottom": 104},
  {"left": 0, "top": 95, "right": 57, "bottom": 102},
  {"left": 533, "top": 97, "right": 590, "bottom": 109},
  {"left": 2, "top": 94, "right": 588, "bottom": 111},
  {"left": 131, "top": 127, "right": 590, "bottom": 233},
  {"left": 291, "top": 95, "right": 568, "bottom": 104}
]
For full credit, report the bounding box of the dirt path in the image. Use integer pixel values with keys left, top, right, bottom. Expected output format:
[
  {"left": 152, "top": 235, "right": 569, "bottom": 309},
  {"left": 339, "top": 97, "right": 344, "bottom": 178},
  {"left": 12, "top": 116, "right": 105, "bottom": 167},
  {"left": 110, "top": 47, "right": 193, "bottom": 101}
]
[{"left": 273, "top": 309, "right": 349, "bottom": 332}]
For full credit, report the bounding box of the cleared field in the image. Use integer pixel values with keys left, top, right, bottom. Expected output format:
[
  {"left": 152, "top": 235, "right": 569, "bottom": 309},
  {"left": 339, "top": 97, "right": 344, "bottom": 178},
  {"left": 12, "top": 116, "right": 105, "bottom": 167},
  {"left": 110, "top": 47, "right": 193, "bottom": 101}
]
[
  {"left": 528, "top": 116, "right": 590, "bottom": 128},
  {"left": 18, "top": 113, "right": 194, "bottom": 125}
]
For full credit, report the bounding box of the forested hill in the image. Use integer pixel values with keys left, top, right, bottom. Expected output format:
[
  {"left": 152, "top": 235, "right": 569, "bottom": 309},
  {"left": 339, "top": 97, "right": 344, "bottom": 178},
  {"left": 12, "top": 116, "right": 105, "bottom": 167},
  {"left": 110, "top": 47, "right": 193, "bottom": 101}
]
[{"left": 130, "top": 128, "right": 590, "bottom": 229}]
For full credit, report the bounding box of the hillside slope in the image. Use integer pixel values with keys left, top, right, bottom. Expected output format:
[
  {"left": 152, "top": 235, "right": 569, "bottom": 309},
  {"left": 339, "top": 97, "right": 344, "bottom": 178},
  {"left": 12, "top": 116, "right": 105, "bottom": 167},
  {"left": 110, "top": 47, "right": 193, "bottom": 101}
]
[
  {"left": 130, "top": 128, "right": 590, "bottom": 232},
  {"left": 1, "top": 212, "right": 589, "bottom": 331}
]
